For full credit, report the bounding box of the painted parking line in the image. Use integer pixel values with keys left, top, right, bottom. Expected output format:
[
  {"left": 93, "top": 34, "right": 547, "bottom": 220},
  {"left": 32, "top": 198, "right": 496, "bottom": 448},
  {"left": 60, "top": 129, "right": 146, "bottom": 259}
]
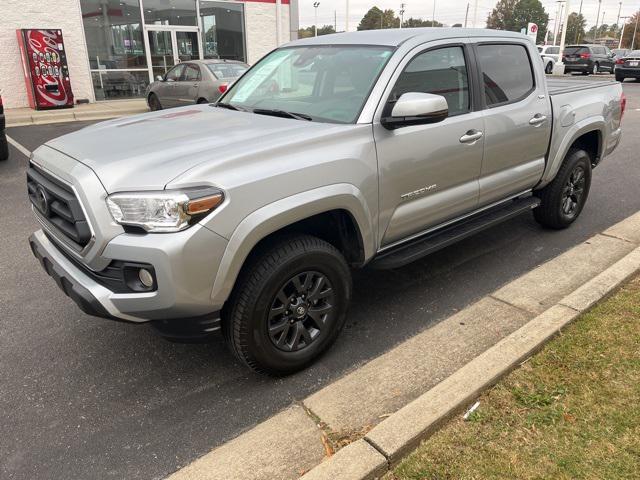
[{"left": 6, "top": 135, "right": 32, "bottom": 158}]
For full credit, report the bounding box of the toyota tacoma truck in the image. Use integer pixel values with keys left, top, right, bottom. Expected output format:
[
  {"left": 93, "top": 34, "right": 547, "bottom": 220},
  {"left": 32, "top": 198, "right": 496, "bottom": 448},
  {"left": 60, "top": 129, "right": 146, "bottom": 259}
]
[{"left": 28, "top": 29, "right": 624, "bottom": 375}]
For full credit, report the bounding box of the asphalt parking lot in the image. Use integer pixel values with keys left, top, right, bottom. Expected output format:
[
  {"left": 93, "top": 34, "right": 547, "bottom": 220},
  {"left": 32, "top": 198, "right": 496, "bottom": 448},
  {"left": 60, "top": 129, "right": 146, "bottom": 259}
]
[{"left": 2, "top": 79, "right": 640, "bottom": 480}]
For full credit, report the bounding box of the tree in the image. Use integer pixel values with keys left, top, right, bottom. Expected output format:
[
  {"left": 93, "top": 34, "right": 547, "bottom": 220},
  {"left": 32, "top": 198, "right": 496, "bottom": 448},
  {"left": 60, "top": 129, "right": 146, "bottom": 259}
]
[
  {"left": 402, "top": 17, "right": 444, "bottom": 28},
  {"left": 357, "top": 7, "right": 399, "bottom": 30},
  {"left": 563, "top": 12, "right": 586, "bottom": 43},
  {"left": 298, "top": 25, "right": 336, "bottom": 38},
  {"left": 402, "top": 17, "right": 443, "bottom": 28},
  {"left": 486, "top": 0, "right": 519, "bottom": 32},
  {"left": 487, "top": 0, "right": 548, "bottom": 44},
  {"left": 621, "top": 12, "right": 640, "bottom": 50}
]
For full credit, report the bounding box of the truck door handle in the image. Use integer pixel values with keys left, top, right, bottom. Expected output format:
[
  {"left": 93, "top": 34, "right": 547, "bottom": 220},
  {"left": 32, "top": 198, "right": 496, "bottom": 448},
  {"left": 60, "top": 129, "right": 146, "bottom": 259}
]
[
  {"left": 529, "top": 114, "right": 547, "bottom": 126},
  {"left": 459, "top": 130, "right": 483, "bottom": 144}
]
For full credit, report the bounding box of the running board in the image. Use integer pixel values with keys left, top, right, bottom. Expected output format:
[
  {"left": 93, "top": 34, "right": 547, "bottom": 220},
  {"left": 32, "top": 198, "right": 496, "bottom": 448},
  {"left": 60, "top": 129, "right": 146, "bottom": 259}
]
[{"left": 370, "top": 196, "right": 541, "bottom": 270}]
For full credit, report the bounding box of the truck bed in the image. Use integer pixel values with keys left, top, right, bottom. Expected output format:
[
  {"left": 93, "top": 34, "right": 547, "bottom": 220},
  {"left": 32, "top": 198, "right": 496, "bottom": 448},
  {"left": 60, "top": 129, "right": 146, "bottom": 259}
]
[{"left": 546, "top": 77, "right": 618, "bottom": 95}]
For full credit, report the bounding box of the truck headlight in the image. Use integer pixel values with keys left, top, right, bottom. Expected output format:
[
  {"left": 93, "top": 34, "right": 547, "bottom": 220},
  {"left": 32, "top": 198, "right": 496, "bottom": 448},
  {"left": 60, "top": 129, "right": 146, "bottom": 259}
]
[{"left": 106, "top": 187, "right": 224, "bottom": 232}]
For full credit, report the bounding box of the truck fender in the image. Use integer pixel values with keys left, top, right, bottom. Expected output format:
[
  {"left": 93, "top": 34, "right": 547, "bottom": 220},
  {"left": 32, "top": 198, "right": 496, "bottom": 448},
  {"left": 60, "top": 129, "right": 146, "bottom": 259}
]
[
  {"left": 537, "top": 115, "right": 605, "bottom": 189},
  {"left": 209, "top": 183, "right": 375, "bottom": 307}
]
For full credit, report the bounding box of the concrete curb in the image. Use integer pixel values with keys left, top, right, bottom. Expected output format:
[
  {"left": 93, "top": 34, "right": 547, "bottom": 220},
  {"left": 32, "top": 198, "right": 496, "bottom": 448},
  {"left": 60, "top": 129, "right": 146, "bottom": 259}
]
[
  {"left": 303, "top": 247, "right": 640, "bottom": 478},
  {"left": 5, "top": 102, "right": 148, "bottom": 127},
  {"left": 167, "top": 212, "right": 640, "bottom": 480}
]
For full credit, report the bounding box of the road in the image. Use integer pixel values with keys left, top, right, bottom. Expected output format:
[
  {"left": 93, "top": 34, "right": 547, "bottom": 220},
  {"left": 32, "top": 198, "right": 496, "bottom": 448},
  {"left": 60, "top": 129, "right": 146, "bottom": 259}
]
[{"left": 2, "top": 81, "right": 639, "bottom": 480}]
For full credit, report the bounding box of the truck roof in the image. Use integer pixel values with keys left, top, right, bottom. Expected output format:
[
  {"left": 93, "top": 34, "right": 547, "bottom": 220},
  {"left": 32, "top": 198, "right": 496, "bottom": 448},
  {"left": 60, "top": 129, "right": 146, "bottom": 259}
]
[{"left": 287, "top": 27, "right": 527, "bottom": 48}]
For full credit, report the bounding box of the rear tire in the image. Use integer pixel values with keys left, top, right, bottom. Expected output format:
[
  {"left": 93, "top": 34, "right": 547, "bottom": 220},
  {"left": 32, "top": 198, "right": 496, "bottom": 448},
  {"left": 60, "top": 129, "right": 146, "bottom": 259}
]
[
  {"left": 0, "top": 134, "right": 8, "bottom": 161},
  {"left": 223, "top": 234, "right": 352, "bottom": 375},
  {"left": 616, "top": 73, "right": 624, "bottom": 82},
  {"left": 148, "top": 93, "right": 162, "bottom": 111},
  {"left": 533, "top": 149, "right": 592, "bottom": 229}
]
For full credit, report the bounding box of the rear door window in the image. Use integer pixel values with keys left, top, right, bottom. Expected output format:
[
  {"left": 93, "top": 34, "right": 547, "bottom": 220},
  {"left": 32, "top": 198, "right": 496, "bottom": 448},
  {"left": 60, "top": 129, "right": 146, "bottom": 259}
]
[{"left": 477, "top": 44, "right": 535, "bottom": 107}]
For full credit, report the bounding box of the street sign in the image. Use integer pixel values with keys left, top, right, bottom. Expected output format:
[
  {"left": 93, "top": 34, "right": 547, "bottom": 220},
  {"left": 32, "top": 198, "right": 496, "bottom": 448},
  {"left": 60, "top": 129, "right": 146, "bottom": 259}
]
[{"left": 527, "top": 23, "right": 538, "bottom": 42}]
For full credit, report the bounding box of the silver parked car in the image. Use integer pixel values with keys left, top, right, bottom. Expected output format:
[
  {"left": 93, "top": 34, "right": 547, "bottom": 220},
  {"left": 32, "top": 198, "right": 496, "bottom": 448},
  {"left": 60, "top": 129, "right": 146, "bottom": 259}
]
[{"left": 146, "top": 59, "right": 248, "bottom": 110}]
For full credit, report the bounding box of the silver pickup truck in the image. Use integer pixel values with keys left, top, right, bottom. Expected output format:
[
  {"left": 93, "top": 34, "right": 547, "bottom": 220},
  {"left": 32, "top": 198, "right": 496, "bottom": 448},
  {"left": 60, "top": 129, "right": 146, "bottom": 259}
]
[{"left": 28, "top": 28, "right": 624, "bottom": 374}]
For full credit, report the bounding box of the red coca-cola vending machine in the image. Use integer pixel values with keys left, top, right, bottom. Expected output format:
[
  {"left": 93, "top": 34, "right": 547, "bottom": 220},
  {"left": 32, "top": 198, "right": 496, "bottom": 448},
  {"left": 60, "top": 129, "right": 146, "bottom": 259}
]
[{"left": 16, "top": 29, "right": 74, "bottom": 110}]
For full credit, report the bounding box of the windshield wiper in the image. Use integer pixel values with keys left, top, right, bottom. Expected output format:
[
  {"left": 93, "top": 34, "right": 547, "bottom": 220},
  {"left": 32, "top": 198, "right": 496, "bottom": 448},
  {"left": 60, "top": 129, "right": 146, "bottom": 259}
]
[
  {"left": 215, "top": 102, "right": 245, "bottom": 111},
  {"left": 252, "top": 108, "right": 313, "bottom": 121}
]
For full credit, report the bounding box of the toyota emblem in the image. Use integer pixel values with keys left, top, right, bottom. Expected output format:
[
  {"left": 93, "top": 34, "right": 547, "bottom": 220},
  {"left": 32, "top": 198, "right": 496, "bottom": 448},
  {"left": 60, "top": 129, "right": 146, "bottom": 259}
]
[{"left": 35, "top": 185, "right": 51, "bottom": 216}]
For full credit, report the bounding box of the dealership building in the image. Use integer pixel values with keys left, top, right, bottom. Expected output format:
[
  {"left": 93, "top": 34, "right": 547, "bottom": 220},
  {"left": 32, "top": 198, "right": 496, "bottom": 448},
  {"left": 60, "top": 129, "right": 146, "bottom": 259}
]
[{"left": 0, "top": 0, "right": 299, "bottom": 108}]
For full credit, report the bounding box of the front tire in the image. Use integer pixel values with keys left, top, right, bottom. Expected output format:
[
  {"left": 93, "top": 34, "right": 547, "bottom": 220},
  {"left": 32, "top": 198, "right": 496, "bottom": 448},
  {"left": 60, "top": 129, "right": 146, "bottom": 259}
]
[
  {"left": 545, "top": 61, "right": 553, "bottom": 74},
  {"left": 533, "top": 148, "right": 592, "bottom": 229},
  {"left": 148, "top": 93, "right": 162, "bottom": 111},
  {"left": 223, "top": 234, "right": 352, "bottom": 375}
]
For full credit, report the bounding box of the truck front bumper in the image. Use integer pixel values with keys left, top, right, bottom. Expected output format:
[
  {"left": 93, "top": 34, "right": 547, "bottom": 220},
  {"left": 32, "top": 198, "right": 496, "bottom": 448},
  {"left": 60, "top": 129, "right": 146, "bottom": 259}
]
[{"left": 29, "top": 224, "right": 228, "bottom": 325}]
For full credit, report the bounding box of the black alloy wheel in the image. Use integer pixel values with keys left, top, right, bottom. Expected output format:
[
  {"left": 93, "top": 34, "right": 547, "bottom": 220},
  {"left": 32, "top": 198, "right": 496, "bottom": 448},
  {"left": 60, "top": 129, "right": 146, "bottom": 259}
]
[
  {"left": 560, "top": 165, "right": 586, "bottom": 221},
  {"left": 223, "top": 234, "right": 351, "bottom": 375},
  {"left": 533, "top": 148, "right": 592, "bottom": 229},
  {"left": 267, "top": 271, "right": 335, "bottom": 352}
]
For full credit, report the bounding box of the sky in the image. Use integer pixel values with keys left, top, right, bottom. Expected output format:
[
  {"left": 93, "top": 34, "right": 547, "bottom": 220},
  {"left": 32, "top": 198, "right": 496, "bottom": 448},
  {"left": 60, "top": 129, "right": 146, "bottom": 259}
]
[{"left": 298, "top": 0, "right": 640, "bottom": 33}]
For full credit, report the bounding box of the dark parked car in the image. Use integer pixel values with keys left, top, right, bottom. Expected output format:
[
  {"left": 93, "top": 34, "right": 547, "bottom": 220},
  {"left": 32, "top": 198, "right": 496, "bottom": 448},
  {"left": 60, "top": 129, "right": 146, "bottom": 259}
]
[
  {"left": 0, "top": 93, "right": 8, "bottom": 161},
  {"left": 563, "top": 44, "right": 616, "bottom": 75},
  {"left": 615, "top": 50, "right": 640, "bottom": 81}
]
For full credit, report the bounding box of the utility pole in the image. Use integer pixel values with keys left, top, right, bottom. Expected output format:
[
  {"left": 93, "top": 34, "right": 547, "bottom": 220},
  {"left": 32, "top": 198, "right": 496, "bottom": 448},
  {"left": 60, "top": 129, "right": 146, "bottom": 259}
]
[
  {"left": 616, "top": 1, "right": 622, "bottom": 29},
  {"left": 554, "top": 0, "right": 571, "bottom": 74},
  {"left": 594, "top": 0, "right": 602, "bottom": 42},
  {"left": 619, "top": 16, "right": 630, "bottom": 48},
  {"left": 345, "top": 0, "right": 350, "bottom": 32},
  {"left": 472, "top": 0, "right": 478, "bottom": 28},
  {"left": 399, "top": 3, "right": 405, "bottom": 29},
  {"left": 432, "top": 0, "right": 436, "bottom": 26},
  {"left": 632, "top": 13, "right": 639, "bottom": 49},
  {"left": 600, "top": 10, "right": 606, "bottom": 43},
  {"left": 553, "top": 1, "right": 564, "bottom": 46},
  {"left": 557, "top": 2, "right": 565, "bottom": 45},
  {"left": 334, "top": 10, "right": 337, "bottom": 32},
  {"left": 576, "top": 0, "right": 583, "bottom": 42},
  {"left": 313, "top": 2, "right": 320, "bottom": 36},
  {"left": 464, "top": 2, "right": 470, "bottom": 28}
]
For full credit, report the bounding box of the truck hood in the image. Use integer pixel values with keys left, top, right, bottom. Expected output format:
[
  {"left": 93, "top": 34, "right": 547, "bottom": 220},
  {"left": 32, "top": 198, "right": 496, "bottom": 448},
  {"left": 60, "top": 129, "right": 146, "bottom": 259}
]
[{"left": 44, "top": 105, "right": 337, "bottom": 192}]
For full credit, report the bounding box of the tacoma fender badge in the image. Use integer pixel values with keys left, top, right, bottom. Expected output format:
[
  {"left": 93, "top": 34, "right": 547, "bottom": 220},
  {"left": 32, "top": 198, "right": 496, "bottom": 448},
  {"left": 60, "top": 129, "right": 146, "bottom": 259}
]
[{"left": 401, "top": 184, "right": 437, "bottom": 200}]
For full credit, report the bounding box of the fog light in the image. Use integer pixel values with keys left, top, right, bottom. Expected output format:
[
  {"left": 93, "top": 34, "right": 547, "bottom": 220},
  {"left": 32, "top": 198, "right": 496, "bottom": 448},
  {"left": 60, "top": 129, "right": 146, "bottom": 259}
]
[{"left": 138, "top": 268, "right": 154, "bottom": 288}]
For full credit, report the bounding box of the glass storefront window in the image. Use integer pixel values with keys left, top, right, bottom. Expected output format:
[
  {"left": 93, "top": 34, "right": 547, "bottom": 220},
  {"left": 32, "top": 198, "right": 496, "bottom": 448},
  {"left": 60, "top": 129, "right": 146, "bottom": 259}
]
[
  {"left": 200, "top": 1, "right": 245, "bottom": 62},
  {"left": 91, "top": 70, "right": 150, "bottom": 100},
  {"left": 143, "top": 0, "right": 197, "bottom": 26},
  {"left": 81, "top": 0, "right": 147, "bottom": 69}
]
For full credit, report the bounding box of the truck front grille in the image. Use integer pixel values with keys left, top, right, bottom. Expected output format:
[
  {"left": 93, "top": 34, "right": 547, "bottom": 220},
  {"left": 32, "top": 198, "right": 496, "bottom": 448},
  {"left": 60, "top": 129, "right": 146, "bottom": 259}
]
[{"left": 27, "top": 163, "right": 91, "bottom": 249}]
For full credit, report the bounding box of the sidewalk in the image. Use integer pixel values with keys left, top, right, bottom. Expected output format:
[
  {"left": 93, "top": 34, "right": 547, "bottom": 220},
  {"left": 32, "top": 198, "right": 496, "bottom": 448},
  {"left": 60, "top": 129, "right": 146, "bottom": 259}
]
[{"left": 5, "top": 99, "right": 148, "bottom": 127}]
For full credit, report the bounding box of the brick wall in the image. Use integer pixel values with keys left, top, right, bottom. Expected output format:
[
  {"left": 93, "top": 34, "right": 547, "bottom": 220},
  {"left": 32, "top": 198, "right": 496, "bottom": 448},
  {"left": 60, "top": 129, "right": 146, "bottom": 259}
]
[
  {"left": 245, "top": 2, "right": 291, "bottom": 64},
  {"left": 0, "top": 0, "right": 94, "bottom": 109}
]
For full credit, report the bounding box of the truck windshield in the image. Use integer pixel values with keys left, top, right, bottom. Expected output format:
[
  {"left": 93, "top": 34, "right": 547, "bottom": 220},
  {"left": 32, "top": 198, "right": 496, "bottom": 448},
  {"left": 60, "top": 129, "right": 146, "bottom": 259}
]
[{"left": 220, "top": 45, "right": 394, "bottom": 123}]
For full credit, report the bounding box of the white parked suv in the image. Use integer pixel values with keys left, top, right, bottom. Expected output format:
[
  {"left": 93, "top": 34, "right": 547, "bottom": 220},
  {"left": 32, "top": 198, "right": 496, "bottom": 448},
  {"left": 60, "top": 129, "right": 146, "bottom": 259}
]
[{"left": 538, "top": 45, "right": 560, "bottom": 74}]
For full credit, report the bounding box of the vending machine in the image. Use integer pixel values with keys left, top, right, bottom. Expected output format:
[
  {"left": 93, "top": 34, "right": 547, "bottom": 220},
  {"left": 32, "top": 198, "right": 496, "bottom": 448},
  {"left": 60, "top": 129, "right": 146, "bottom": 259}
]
[{"left": 16, "top": 29, "right": 74, "bottom": 110}]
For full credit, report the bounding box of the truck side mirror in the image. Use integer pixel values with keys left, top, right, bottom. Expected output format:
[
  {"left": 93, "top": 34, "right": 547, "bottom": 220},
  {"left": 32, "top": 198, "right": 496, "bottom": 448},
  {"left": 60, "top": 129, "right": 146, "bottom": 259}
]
[{"left": 381, "top": 92, "right": 449, "bottom": 130}]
